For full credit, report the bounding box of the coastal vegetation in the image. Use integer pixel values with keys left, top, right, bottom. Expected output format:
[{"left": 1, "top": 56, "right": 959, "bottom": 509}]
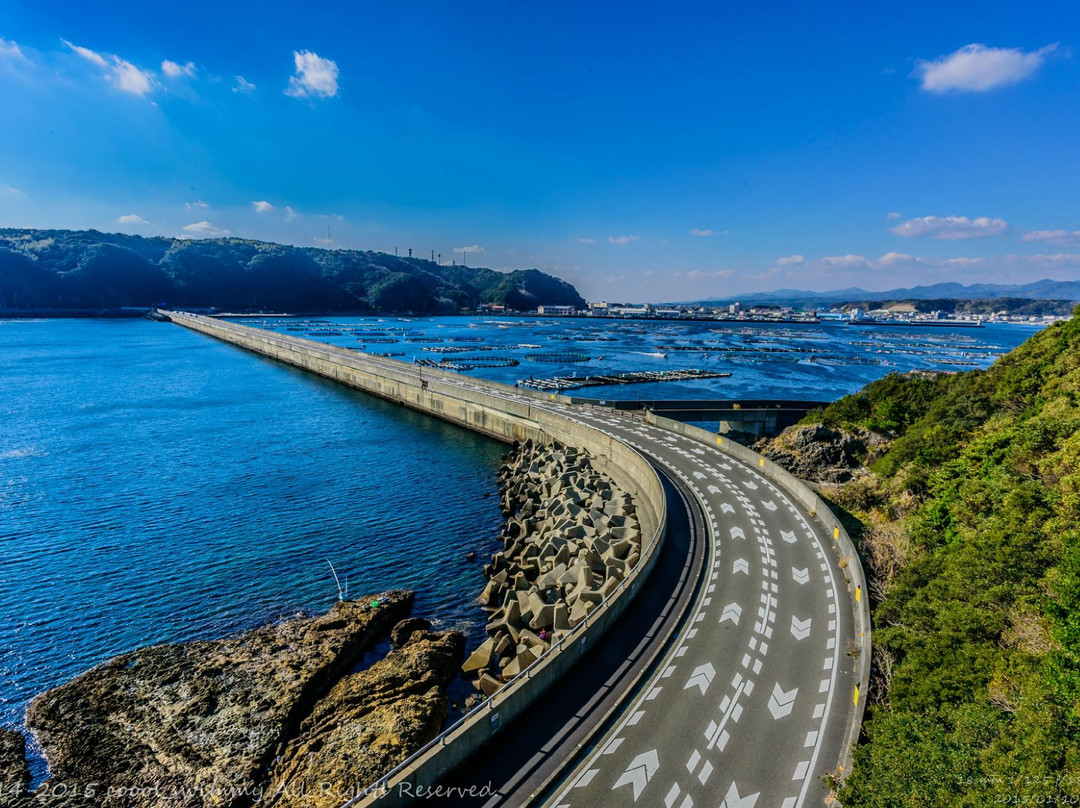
[
  {"left": 0, "top": 228, "right": 586, "bottom": 314},
  {"left": 761, "top": 310, "right": 1080, "bottom": 806}
]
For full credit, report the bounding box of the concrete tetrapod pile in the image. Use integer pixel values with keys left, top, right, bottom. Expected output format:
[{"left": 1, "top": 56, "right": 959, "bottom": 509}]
[{"left": 461, "top": 440, "right": 641, "bottom": 697}]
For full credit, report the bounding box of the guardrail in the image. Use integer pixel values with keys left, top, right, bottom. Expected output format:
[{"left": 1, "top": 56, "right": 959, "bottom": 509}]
[
  {"left": 643, "top": 412, "right": 871, "bottom": 778},
  {"left": 160, "top": 311, "right": 669, "bottom": 806}
]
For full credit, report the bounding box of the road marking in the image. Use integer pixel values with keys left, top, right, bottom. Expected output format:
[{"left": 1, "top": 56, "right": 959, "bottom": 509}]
[
  {"left": 790, "top": 615, "right": 812, "bottom": 640},
  {"left": 781, "top": 529, "right": 796, "bottom": 543},
  {"left": 613, "top": 749, "right": 659, "bottom": 801},
  {"left": 792, "top": 566, "right": 810, "bottom": 584},
  {"left": 733, "top": 558, "right": 749, "bottom": 574},
  {"left": 730, "top": 526, "right": 746, "bottom": 540},
  {"left": 720, "top": 602, "right": 742, "bottom": 625},
  {"left": 629, "top": 710, "right": 646, "bottom": 725},
  {"left": 721, "top": 502, "right": 735, "bottom": 514},
  {"left": 719, "top": 781, "right": 760, "bottom": 808},
  {"left": 793, "top": 760, "right": 811, "bottom": 780},
  {"left": 768, "top": 683, "right": 799, "bottom": 719},
  {"left": 693, "top": 471, "right": 707, "bottom": 479},
  {"left": 762, "top": 499, "right": 777, "bottom": 511},
  {"left": 698, "top": 760, "right": 714, "bottom": 785},
  {"left": 708, "top": 484, "right": 722, "bottom": 494},
  {"left": 574, "top": 768, "right": 599, "bottom": 788},
  {"left": 603, "top": 737, "right": 625, "bottom": 754},
  {"left": 684, "top": 662, "right": 716, "bottom": 695}
]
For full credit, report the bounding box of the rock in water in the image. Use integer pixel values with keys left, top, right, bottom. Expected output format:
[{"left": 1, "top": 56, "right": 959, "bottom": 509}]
[
  {"left": 263, "top": 626, "right": 466, "bottom": 808},
  {"left": 25, "top": 591, "right": 414, "bottom": 808},
  {"left": 389, "top": 617, "right": 432, "bottom": 648},
  {"left": 0, "top": 730, "right": 32, "bottom": 808}
]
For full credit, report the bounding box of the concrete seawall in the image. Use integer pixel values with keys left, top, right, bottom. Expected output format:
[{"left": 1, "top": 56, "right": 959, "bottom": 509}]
[{"left": 161, "top": 311, "right": 668, "bottom": 805}]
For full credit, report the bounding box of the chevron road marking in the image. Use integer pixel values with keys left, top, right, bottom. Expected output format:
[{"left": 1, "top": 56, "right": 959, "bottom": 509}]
[
  {"left": 612, "top": 750, "right": 660, "bottom": 801},
  {"left": 684, "top": 662, "right": 717, "bottom": 695},
  {"left": 768, "top": 683, "right": 799, "bottom": 719},
  {"left": 762, "top": 500, "right": 777, "bottom": 511},
  {"left": 792, "top": 566, "right": 810, "bottom": 584},
  {"left": 720, "top": 602, "right": 743, "bottom": 625},
  {"left": 730, "top": 526, "right": 746, "bottom": 540},
  {"left": 790, "top": 615, "right": 812, "bottom": 640},
  {"left": 781, "top": 529, "right": 796, "bottom": 544},
  {"left": 708, "top": 484, "right": 722, "bottom": 494},
  {"left": 719, "top": 781, "right": 760, "bottom": 808},
  {"left": 733, "top": 558, "right": 749, "bottom": 574},
  {"left": 693, "top": 471, "right": 707, "bottom": 479}
]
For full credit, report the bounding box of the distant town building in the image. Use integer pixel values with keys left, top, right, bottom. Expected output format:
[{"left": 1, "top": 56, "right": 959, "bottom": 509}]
[
  {"left": 729, "top": 302, "right": 742, "bottom": 314},
  {"left": 538, "top": 304, "right": 576, "bottom": 316}
]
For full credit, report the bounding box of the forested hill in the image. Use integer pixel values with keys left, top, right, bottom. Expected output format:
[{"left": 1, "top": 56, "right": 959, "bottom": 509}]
[
  {"left": 760, "top": 311, "right": 1080, "bottom": 806},
  {"left": 0, "top": 228, "right": 587, "bottom": 313}
]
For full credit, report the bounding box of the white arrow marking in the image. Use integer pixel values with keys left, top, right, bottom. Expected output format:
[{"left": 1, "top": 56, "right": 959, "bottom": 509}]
[
  {"left": 743, "top": 480, "right": 758, "bottom": 490},
  {"left": 762, "top": 499, "right": 777, "bottom": 511},
  {"left": 693, "top": 471, "right": 707, "bottom": 480},
  {"left": 684, "top": 662, "right": 716, "bottom": 695},
  {"left": 721, "top": 503, "right": 735, "bottom": 514},
  {"left": 720, "top": 602, "right": 742, "bottom": 625},
  {"left": 719, "top": 781, "right": 760, "bottom": 808},
  {"left": 781, "top": 529, "right": 796, "bottom": 544},
  {"left": 729, "top": 526, "right": 745, "bottom": 540},
  {"left": 612, "top": 749, "right": 659, "bottom": 801},
  {"left": 790, "top": 615, "right": 812, "bottom": 640},
  {"left": 768, "top": 683, "right": 799, "bottom": 719},
  {"left": 792, "top": 566, "right": 810, "bottom": 585},
  {"left": 733, "top": 558, "right": 749, "bottom": 575},
  {"left": 708, "top": 484, "right": 722, "bottom": 494}
]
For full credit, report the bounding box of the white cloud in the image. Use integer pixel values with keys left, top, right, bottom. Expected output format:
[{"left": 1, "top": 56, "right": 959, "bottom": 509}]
[
  {"left": 607, "top": 235, "right": 639, "bottom": 245},
  {"left": 1017, "top": 253, "right": 1080, "bottom": 265},
  {"left": 313, "top": 236, "right": 331, "bottom": 247},
  {"left": 689, "top": 228, "right": 714, "bottom": 237},
  {"left": 684, "top": 269, "right": 734, "bottom": 281},
  {"left": 890, "top": 215, "right": 1008, "bottom": 239},
  {"left": 1, "top": 184, "right": 22, "bottom": 195},
  {"left": 63, "top": 39, "right": 155, "bottom": 96},
  {"left": 285, "top": 50, "right": 339, "bottom": 99},
  {"left": 575, "top": 237, "right": 595, "bottom": 244},
  {"left": 161, "top": 59, "right": 196, "bottom": 78},
  {"left": 0, "top": 37, "right": 26, "bottom": 61},
  {"left": 284, "top": 206, "right": 298, "bottom": 222},
  {"left": 944, "top": 257, "right": 984, "bottom": 267},
  {"left": 776, "top": 255, "right": 805, "bottom": 266},
  {"left": 819, "top": 254, "right": 869, "bottom": 268},
  {"left": 252, "top": 200, "right": 275, "bottom": 213},
  {"left": 1023, "top": 229, "right": 1080, "bottom": 246},
  {"left": 233, "top": 75, "right": 256, "bottom": 94},
  {"left": 914, "top": 43, "right": 1057, "bottom": 93},
  {"left": 886, "top": 211, "right": 903, "bottom": 221},
  {"left": 455, "top": 244, "right": 485, "bottom": 254},
  {"left": 877, "top": 251, "right": 914, "bottom": 265},
  {"left": 184, "top": 200, "right": 208, "bottom": 210},
  {"left": 182, "top": 221, "right": 231, "bottom": 238},
  {"left": 116, "top": 214, "right": 149, "bottom": 224}
]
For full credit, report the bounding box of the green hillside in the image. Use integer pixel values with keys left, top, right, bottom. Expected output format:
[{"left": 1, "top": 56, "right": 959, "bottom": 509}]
[
  {"left": 0, "top": 228, "right": 587, "bottom": 314},
  {"left": 794, "top": 312, "right": 1080, "bottom": 805}
]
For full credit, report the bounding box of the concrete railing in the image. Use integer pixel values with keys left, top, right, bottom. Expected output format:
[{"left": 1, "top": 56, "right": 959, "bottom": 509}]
[
  {"left": 161, "top": 311, "right": 668, "bottom": 806},
  {"left": 644, "top": 412, "right": 871, "bottom": 777}
]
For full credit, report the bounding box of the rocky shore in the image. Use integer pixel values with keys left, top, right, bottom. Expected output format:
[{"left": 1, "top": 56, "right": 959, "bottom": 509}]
[
  {"left": 461, "top": 439, "right": 640, "bottom": 696},
  {"left": 754, "top": 423, "right": 887, "bottom": 484},
  {"left": 5, "top": 591, "right": 463, "bottom": 808}
]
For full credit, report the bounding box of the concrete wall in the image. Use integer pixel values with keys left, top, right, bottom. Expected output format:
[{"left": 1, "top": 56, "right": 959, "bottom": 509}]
[
  {"left": 643, "top": 412, "right": 871, "bottom": 777},
  {"left": 161, "top": 312, "right": 668, "bottom": 806}
]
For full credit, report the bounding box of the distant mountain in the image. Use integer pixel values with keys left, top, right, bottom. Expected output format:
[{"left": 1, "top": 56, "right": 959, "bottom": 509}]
[
  {"left": 688, "top": 279, "right": 1080, "bottom": 307},
  {"left": 0, "top": 228, "right": 587, "bottom": 314}
]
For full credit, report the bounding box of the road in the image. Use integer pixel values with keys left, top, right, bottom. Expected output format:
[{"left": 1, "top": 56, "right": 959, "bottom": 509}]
[{"left": 172, "top": 318, "right": 862, "bottom": 807}]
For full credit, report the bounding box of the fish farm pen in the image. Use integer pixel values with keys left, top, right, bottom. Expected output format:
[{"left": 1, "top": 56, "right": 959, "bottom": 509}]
[
  {"left": 414, "top": 357, "right": 520, "bottom": 371},
  {"left": 518, "top": 368, "right": 732, "bottom": 391},
  {"left": 525, "top": 352, "right": 592, "bottom": 363}
]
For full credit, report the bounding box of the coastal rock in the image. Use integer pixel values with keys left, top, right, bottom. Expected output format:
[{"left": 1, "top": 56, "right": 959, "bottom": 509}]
[
  {"left": 755, "top": 424, "right": 882, "bottom": 484},
  {"left": 0, "top": 730, "right": 31, "bottom": 808},
  {"left": 26, "top": 591, "right": 413, "bottom": 808},
  {"left": 390, "top": 617, "right": 432, "bottom": 648},
  {"left": 262, "top": 628, "right": 465, "bottom": 808}
]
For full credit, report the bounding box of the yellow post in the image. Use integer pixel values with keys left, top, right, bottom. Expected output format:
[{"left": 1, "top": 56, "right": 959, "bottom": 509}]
[
  {"left": 853, "top": 686, "right": 860, "bottom": 705},
  {"left": 856, "top": 586, "right": 862, "bottom": 603},
  {"left": 759, "top": 457, "right": 765, "bottom": 468},
  {"left": 717, "top": 437, "right": 723, "bottom": 446},
  {"left": 833, "top": 526, "right": 839, "bottom": 539}
]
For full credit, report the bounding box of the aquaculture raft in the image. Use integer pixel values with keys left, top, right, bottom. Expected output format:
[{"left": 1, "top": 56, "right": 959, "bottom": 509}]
[
  {"left": 518, "top": 368, "right": 732, "bottom": 391},
  {"left": 525, "top": 352, "right": 591, "bottom": 363}
]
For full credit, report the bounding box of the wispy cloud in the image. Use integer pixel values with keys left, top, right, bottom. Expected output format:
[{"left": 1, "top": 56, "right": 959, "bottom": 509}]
[
  {"left": 116, "top": 214, "right": 149, "bottom": 224},
  {"left": 575, "top": 237, "right": 595, "bottom": 244},
  {"left": 0, "top": 37, "right": 27, "bottom": 62},
  {"left": 886, "top": 211, "right": 903, "bottom": 221},
  {"left": 1023, "top": 229, "right": 1080, "bottom": 246},
  {"left": 182, "top": 221, "right": 231, "bottom": 238},
  {"left": 914, "top": 43, "right": 1057, "bottom": 93},
  {"left": 185, "top": 200, "right": 209, "bottom": 210},
  {"left": 63, "top": 39, "right": 155, "bottom": 96},
  {"left": 689, "top": 228, "right": 714, "bottom": 237},
  {"left": 890, "top": 215, "right": 1008, "bottom": 239},
  {"left": 776, "top": 255, "right": 804, "bottom": 266},
  {"left": 285, "top": 50, "right": 339, "bottom": 99},
  {"left": 233, "top": 75, "right": 256, "bottom": 94},
  {"left": 1, "top": 183, "right": 23, "bottom": 195},
  {"left": 284, "top": 206, "right": 298, "bottom": 222},
  {"left": 455, "top": 244, "right": 485, "bottom": 254},
  {"left": 161, "top": 59, "right": 196, "bottom": 79},
  {"left": 607, "top": 235, "right": 639, "bottom": 245},
  {"left": 252, "top": 200, "right": 275, "bottom": 213}
]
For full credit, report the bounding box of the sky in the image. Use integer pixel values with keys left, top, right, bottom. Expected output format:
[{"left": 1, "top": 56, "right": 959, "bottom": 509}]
[{"left": 0, "top": 1, "right": 1078, "bottom": 303}]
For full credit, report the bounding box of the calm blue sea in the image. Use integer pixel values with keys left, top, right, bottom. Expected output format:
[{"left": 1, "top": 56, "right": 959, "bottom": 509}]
[
  {"left": 0, "top": 318, "right": 505, "bottom": 777},
  {"left": 0, "top": 314, "right": 1042, "bottom": 778}
]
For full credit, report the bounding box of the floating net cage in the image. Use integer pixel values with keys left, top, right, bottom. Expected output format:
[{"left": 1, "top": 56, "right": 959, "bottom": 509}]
[
  {"left": 355, "top": 337, "right": 399, "bottom": 344},
  {"left": 525, "top": 352, "right": 591, "bottom": 363}
]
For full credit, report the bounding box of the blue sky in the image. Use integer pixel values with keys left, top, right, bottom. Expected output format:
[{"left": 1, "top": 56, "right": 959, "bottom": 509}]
[{"left": 1, "top": 1, "right": 1078, "bottom": 302}]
